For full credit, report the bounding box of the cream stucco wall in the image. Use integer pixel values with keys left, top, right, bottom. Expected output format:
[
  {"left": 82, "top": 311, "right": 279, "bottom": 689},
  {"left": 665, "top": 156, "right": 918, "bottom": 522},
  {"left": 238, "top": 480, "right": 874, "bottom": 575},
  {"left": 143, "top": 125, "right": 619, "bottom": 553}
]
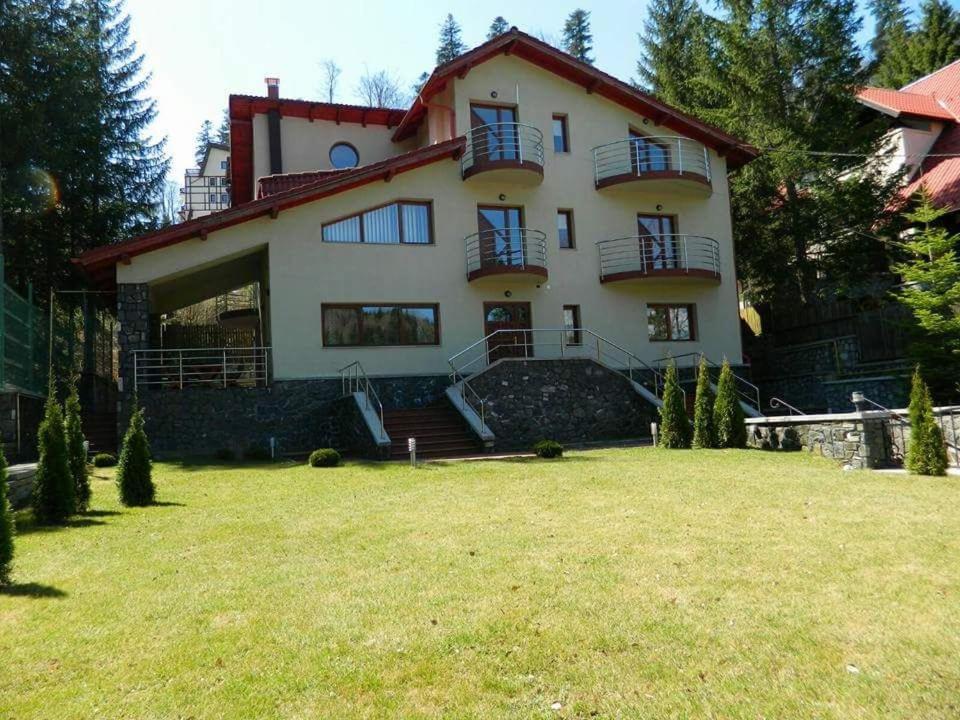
[{"left": 121, "top": 55, "right": 744, "bottom": 380}]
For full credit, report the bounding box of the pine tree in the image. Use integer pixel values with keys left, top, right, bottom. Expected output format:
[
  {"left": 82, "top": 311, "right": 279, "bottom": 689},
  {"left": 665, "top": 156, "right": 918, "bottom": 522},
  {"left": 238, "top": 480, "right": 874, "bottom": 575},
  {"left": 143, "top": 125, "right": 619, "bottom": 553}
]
[
  {"left": 0, "top": 447, "right": 14, "bottom": 585},
  {"left": 216, "top": 108, "right": 230, "bottom": 145},
  {"left": 488, "top": 16, "right": 509, "bottom": 40},
  {"left": 64, "top": 382, "right": 90, "bottom": 513},
  {"left": 411, "top": 71, "right": 430, "bottom": 97},
  {"left": 562, "top": 9, "right": 594, "bottom": 64},
  {"left": 905, "top": 367, "right": 948, "bottom": 476},
  {"left": 33, "top": 387, "right": 75, "bottom": 524},
  {"left": 658, "top": 361, "right": 692, "bottom": 448},
  {"left": 692, "top": 355, "right": 716, "bottom": 449},
  {"left": 436, "top": 14, "right": 466, "bottom": 65},
  {"left": 876, "top": 0, "right": 960, "bottom": 87},
  {"left": 195, "top": 119, "right": 214, "bottom": 166},
  {"left": 868, "top": 0, "right": 910, "bottom": 74},
  {"left": 116, "top": 399, "right": 154, "bottom": 506},
  {"left": 637, "top": 0, "right": 713, "bottom": 107},
  {"left": 713, "top": 360, "right": 746, "bottom": 448}
]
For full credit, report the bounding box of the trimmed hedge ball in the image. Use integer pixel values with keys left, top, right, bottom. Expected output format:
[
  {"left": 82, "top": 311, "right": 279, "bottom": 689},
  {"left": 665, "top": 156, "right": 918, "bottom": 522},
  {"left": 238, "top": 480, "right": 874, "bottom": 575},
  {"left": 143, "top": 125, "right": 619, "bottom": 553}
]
[
  {"left": 533, "top": 440, "right": 564, "bottom": 458},
  {"left": 309, "top": 448, "right": 341, "bottom": 468},
  {"left": 92, "top": 453, "right": 117, "bottom": 468}
]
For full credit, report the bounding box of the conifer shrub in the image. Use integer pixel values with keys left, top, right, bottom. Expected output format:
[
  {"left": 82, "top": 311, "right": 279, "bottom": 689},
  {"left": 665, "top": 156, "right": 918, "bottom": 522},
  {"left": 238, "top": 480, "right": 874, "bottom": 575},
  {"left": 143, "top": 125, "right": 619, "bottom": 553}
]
[
  {"left": 533, "top": 439, "right": 564, "bottom": 458},
  {"left": 116, "top": 402, "right": 154, "bottom": 506},
  {"left": 0, "top": 447, "right": 14, "bottom": 585},
  {"left": 713, "top": 360, "right": 747, "bottom": 448},
  {"left": 64, "top": 383, "right": 90, "bottom": 512},
  {"left": 309, "top": 448, "right": 341, "bottom": 467},
  {"left": 93, "top": 453, "right": 117, "bottom": 468},
  {"left": 33, "top": 389, "right": 75, "bottom": 524},
  {"left": 905, "top": 367, "right": 948, "bottom": 476},
  {"left": 658, "top": 361, "right": 691, "bottom": 448},
  {"left": 691, "top": 355, "right": 716, "bottom": 449}
]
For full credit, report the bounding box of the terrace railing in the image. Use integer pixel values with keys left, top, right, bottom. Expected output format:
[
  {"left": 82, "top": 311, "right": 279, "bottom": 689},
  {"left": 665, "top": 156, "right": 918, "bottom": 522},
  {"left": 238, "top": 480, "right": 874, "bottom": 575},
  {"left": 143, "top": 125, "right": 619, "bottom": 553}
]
[
  {"left": 464, "top": 228, "right": 548, "bottom": 279},
  {"left": 339, "top": 361, "right": 387, "bottom": 443},
  {"left": 461, "top": 122, "right": 544, "bottom": 178},
  {"left": 592, "top": 136, "right": 711, "bottom": 187},
  {"left": 597, "top": 235, "right": 720, "bottom": 281},
  {"left": 132, "top": 347, "right": 270, "bottom": 390}
]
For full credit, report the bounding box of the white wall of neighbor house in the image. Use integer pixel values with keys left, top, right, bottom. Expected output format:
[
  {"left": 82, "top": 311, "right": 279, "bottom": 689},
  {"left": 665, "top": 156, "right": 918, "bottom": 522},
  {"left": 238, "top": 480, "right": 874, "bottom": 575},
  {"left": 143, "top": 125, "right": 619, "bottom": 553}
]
[
  {"left": 120, "top": 54, "right": 743, "bottom": 379},
  {"left": 872, "top": 121, "right": 945, "bottom": 182}
]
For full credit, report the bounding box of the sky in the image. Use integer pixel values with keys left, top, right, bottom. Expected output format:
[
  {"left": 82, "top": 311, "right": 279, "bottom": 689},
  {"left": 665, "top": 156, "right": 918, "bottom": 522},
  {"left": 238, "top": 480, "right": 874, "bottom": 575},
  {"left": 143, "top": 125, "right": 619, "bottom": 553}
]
[{"left": 124, "top": 0, "right": 887, "bottom": 188}]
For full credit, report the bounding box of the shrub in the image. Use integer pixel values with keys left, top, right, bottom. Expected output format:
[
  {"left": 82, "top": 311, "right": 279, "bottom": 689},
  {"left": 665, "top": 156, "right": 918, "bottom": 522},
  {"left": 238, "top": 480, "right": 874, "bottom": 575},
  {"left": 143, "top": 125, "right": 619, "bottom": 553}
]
[
  {"left": 691, "top": 355, "right": 716, "bottom": 449},
  {"left": 93, "top": 453, "right": 117, "bottom": 468},
  {"left": 64, "top": 383, "right": 91, "bottom": 512},
  {"left": 33, "top": 389, "right": 75, "bottom": 524},
  {"left": 243, "top": 444, "right": 272, "bottom": 461},
  {"left": 658, "top": 360, "right": 691, "bottom": 448},
  {"left": 116, "top": 401, "right": 154, "bottom": 506},
  {"left": 0, "top": 447, "right": 13, "bottom": 585},
  {"left": 906, "top": 367, "right": 948, "bottom": 476},
  {"left": 213, "top": 448, "right": 235, "bottom": 462},
  {"left": 309, "top": 448, "right": 341, "bottom": 467},
  {"left": 533, "top": 439, "right": 564, "bottom": 458},
  {"left": 713, "top": 360, "right": 746, "bottom": 449}
]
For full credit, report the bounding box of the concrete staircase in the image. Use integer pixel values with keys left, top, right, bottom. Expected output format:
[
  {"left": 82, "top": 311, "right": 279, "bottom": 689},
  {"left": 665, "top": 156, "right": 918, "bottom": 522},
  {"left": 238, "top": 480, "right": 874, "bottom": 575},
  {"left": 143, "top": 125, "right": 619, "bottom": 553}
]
[{"left": 382, "top": 403, "right": 483, "bottom": 460}]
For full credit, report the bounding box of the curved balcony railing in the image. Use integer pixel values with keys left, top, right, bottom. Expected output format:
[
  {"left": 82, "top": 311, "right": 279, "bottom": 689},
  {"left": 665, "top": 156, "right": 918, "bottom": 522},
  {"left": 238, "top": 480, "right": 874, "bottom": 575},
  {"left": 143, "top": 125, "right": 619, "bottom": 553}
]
[
  {"left": 462, "top": 122, "right": 545, "bottom": 180},
  {"left": 592, "top": 136, "right": 711, "bottom": 189},
  {"left": 597, "top": 235, "right": 720, "bottom": 283},
  {"left": 465, "top": 228, "right": 547, "bottom": 281}
]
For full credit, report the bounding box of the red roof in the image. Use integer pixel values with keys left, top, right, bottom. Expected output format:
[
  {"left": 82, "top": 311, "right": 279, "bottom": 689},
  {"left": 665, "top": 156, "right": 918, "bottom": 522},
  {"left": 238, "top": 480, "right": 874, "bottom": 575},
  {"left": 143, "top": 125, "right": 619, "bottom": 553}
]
[
  {"left": 902, "top": 59, "right": 960, "bottom": 117},
  {"left": 257, "top": 170, "right": 351, "bottom": 198},
  {"left": 901, "top": 122, "right": 960, "bottom": 211},
  {"left": 75, "top": 138, "right": 466, "bottom": 287},
  {"left": 856, "top": 86, "right": 955, "bottom": 120}
]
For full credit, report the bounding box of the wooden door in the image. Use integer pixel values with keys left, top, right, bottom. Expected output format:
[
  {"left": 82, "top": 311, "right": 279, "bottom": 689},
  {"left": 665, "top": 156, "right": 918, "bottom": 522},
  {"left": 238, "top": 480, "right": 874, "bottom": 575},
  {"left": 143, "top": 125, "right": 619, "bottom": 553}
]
[{"left": 484, "top": 302, "right": 532, "bottom": 361}]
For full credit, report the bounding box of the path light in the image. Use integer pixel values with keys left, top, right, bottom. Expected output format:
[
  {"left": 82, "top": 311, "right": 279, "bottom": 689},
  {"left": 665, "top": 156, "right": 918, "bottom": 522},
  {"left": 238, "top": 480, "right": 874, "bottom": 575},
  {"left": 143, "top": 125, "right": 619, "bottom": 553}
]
[
  {"left": 408, "top": 437, "right": 417, "bottom": 467},
  {"left": 651, "top": 422, "right": 659, "bottom": 446}
]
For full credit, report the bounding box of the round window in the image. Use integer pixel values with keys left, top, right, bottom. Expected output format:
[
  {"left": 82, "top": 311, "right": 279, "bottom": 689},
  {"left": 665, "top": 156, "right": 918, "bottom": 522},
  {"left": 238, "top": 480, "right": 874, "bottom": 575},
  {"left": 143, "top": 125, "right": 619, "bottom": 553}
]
[{"left": 329, "top": 143, "right": 359, "bottom": 169}]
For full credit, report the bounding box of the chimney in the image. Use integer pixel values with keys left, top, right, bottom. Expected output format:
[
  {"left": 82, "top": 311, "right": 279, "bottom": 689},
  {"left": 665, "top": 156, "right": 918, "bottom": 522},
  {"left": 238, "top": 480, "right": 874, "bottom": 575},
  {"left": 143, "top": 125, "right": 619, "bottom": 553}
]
[{"left": 265, "top": 77, "right": 280, "bottom": 99}]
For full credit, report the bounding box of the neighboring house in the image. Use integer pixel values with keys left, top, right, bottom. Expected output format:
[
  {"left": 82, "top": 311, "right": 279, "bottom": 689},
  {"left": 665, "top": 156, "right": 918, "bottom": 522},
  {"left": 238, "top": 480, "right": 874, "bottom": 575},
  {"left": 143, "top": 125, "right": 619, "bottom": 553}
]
[
  {"left": 75, "top": 29, "right": 758, "bottom": 458},
  {"left": 857, "top": 59, "right": 960, "bottom": 227},
  {"left": 180, "top": 143, "right": 231, "bottom": 222}
]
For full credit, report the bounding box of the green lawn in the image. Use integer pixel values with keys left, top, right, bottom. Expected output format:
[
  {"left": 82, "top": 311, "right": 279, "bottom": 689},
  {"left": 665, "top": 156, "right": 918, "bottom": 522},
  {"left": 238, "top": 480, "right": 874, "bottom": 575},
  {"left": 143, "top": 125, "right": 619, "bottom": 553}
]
[{"left": 2, "top": 448, "right": 958, "bottom": 719}]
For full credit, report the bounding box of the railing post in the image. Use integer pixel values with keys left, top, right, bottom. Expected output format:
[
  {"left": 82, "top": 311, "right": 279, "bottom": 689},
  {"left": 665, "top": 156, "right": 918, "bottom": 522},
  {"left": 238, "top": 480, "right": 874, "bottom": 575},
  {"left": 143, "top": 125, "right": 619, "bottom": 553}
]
[
  {"left": 517, "top": 124, "right": 524, "bottom": 166},
  {"left": 677, "top": 138, "right": 683, "bottom": 174},
  {"left": 179, "top": 351, "right": 184, "bottom": 389},
  {"left": 222, "top": 349, "right": 227, "bottom": 388},
  {"left": 596, "top": 336, "right": 601, "bottom": 362},
  {"left": 641, "top": 237, "right": 648, "bottom": 275},
  {"left": 593, "top": 149, "right": 599, "bottom": 187},
  {"left": 703, "top": 146, "right": 710, "bottom": 182},
  {"left": 683, "top": 237, "right": 689, "bottom": 273},
  {"left": 133, "top": 351, "right": 138, "bottom": 392}
]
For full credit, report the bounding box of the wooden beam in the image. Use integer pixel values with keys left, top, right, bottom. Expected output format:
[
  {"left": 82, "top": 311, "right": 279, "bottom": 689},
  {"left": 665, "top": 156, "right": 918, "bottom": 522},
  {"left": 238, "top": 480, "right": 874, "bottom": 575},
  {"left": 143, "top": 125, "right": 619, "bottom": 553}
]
[
  {"left": 119, "top": 253, "right": 131, "bottom": 265},
  {"left": 503, "top": 40, "right": 516, "bottom": 56},
  {"left": 457, "top": 63, "right": 472, "bottom": 79},
  {"left": 270, "top": 203, "right": 280, "bottom": 219},
  {"left": 335, "top": 107, "right": 341, "bottom": 125},
  {"left": 384, "top": 169, "right": 394, "bottom": 183},
  {"left": 586, "top": 78, "right": 601, "bottom": 94},
  {"left": 361, "top": 109, "right": 367, "bottom": 128},
  {"left": 199, "top": 228, "right": 208, "bottom": 241}
]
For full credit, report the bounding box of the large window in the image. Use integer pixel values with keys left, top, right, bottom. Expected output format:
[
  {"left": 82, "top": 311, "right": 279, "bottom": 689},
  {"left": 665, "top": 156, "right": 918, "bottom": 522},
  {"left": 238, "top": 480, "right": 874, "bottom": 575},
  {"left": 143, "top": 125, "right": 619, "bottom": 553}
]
[
  {"left": 647, "top": 304, "right": 695, "bottom": 341},
  {"left": 322, "top": 304, "right": 440, "bottom": 347},
  {"left": 322, "top": 202, "right": 433, "bottom": 244}
]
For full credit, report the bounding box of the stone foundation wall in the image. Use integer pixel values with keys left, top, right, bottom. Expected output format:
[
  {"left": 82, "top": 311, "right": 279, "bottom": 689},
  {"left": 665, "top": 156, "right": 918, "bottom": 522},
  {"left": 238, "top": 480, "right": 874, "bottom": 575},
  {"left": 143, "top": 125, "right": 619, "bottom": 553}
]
[{"left": 467, "top": 359, "right": 657, "bottom": 451}]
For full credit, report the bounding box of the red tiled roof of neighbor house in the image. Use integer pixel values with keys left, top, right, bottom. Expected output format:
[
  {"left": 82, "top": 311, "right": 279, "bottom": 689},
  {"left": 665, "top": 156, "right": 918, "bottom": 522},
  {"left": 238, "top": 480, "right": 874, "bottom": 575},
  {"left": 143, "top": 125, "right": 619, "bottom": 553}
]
[
  {"left": 901, "top": 122, "right": 960, "bottom": 211},
  {"left": 902, "top": 59, "right": 960, "bottom": 116},
  {"left": 74, "top": 137, "right": 467, "bottom": 288},
  {"left": 856, "top": 86, "right": 956, "bottom": 120},
  {"left": 393, "top": 28, "right": 757, "bottom": 169},
  {"left": 257, "top": 169, "right": 352, "bottom": 198}
]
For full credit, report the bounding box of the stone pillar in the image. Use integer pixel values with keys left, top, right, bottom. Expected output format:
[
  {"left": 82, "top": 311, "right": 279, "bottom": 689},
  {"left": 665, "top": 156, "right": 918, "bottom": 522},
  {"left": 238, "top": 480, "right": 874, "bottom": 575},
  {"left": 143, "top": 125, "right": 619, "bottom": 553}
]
[{"left": 117, "top": 283, "right": 150, "bottom": 436}]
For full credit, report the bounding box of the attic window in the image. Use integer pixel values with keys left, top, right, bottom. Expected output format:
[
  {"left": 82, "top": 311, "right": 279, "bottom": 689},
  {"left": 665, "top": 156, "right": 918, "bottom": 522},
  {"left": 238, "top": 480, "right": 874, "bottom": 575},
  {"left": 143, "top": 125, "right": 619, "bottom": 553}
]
[{"left": 330, "top": 142, "right": 359, "bottom": 169}]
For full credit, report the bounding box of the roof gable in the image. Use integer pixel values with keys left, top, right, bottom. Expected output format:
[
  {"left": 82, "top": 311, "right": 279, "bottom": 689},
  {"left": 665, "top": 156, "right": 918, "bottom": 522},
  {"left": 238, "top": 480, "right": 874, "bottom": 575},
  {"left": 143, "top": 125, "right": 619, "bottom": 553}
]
[{"left": 856, "top": 86, "right": 955, "bottom": 121}]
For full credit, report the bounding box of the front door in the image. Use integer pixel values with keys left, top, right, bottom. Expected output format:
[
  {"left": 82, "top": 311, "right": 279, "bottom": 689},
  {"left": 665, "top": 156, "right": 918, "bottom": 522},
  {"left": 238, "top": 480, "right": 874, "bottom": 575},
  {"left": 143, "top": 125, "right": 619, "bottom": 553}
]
[
  {"left": 484, "top": 302, "right": 532, "bottom": 362},
  {"left": 478, "top": 206, "right": 524, "bottom": 269},
  {"left": 638, "top": 214, "right": 678, "bottom": 270},
  {"left": 470, "top": 104, "right": 519, "bottom": 165}
]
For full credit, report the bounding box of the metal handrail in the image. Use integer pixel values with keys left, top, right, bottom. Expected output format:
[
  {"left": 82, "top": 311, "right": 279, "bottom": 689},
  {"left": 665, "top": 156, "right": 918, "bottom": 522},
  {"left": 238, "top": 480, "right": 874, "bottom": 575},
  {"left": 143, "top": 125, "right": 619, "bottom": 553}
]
[
  {"left": 461, "top": 122, "right": 544, "bottom": 176},
  {"left": 132, "top": 346, "right": 271, "bottom": 389},
  {"left": 448, "top": 366, "right": 490, "bottom": 436},
  {"left": 597, "top": 234, "right": 720, "bottom": 279},
  {"left": 464, "top": 227, "right": 547, "bottom": 277},
  {"left": 654, "top": 352, "right": 761, "bottom": 413},
  {"left": 769, "top": 397, "right": 806, "bottom": 416},
  {"left": 592, "top": 136, "right": 711, "bottom": 186},
  {"left": 339, "top": 361, "right": 387, "bottom": 442}
]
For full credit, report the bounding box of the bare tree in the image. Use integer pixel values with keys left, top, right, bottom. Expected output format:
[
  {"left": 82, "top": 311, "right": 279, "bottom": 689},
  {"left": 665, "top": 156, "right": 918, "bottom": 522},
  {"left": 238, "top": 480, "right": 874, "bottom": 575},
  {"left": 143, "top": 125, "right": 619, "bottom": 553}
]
[
  {"left": 156, "top": 180, "right": 181, "bottom": 226},
  {"left": 320, "top": 59, "right": 341, "bottom": 103},
  {"left": 356, "top": 68, "right": 406, "bottom": 108}
]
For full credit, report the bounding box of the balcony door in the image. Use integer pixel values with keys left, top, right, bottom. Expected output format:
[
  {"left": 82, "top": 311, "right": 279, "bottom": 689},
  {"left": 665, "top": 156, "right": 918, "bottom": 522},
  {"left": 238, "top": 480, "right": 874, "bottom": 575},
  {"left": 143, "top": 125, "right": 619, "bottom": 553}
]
[
  {"left": 629, "top": 130, "right": 670, "bottom": 174},
  {"left": 471, "top": 104, "right": 519, "bottom": 164},
  {"left": 484, "top": 302, "right": 532, "bottom": 361},
  {"left": 478, "top": 206, "right": 524, "bottom": 269},
  {"left": 638, "top": 214, "right": 678, "bottom": 270}
]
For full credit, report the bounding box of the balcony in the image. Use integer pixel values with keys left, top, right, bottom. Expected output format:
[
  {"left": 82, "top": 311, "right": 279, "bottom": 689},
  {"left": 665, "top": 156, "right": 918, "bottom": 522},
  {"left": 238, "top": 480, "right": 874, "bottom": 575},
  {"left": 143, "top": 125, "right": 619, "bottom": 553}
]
[
  {"left": 465, "top": 228, "right": 547, "bottom": 282},
  {"left": 592, "top": 136, "right": 712, "bottom": 193},
  {"left": 597, "top": 235, "right": 720, "bottom": 284},
  {"left": 461, "top": 123, "right": 544, "bottom": 185}
]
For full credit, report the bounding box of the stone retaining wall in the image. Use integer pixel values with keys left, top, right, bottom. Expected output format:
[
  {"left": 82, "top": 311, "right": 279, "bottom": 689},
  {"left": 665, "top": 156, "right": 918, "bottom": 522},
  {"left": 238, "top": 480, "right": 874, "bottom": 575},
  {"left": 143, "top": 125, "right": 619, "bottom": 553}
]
[{"left": 6, "top": 464, "right": 37, "bottom": 510}]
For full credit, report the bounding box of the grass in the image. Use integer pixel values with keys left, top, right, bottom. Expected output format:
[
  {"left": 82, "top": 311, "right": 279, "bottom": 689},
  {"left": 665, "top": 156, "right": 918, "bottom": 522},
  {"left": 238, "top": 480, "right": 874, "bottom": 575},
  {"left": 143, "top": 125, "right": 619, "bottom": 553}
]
[{"left": 1, "top": 448, "right": 958, "bottom": 719}]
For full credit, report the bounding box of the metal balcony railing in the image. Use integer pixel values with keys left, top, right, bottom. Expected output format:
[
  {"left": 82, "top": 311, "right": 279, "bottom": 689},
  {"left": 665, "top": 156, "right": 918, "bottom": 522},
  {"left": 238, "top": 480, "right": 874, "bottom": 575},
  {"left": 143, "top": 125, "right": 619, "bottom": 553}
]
[
  {"left": 592, "top": 136, "right": 711, "bottom": 187},
  {"left": 597, "top": 235, "right": 720, "bottom": 281},
  {"left": 132, "top": 347, "right": 270, "bottom": 390},
  {"left": 465, "top": 228, "right": 547, "bottom": 279},
  {"left": 340, "top": 361, "right": 387, "bottom": 443},
  {"left": 461, "top": 122, "right": 544, "bottom": 178}
]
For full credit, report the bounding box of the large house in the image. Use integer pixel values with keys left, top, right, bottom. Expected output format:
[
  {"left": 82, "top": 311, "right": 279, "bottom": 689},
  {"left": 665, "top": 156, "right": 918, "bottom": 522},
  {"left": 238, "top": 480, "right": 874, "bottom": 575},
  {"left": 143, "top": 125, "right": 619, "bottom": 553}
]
[
  {"left": 76, "top": 29, "right": 758, "bottom": 458},
  {"left": 179, "top": 142, "right": 231, "bottom": 222}
]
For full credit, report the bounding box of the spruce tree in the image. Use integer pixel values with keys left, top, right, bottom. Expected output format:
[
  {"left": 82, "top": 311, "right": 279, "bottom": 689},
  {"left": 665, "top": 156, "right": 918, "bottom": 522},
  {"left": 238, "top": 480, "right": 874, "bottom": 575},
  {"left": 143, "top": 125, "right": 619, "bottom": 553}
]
[
  {"left": 658, "top": 361, "right": 692, "bottom": 448},
  {"left": 868, "top": 0, "right": 910, "bottom": 75},
  {"left": 637, "top": 0, "right": 713, "bottom": 107},
  {"left": 905, "top": 368, "right": 949, "bottom": 476},
  {"left": 713, "top": 360, "right": 747, "bottom": 449},
  {"left": 691, "top": 355, "right": 716, "bottom": 449},
  {"left": 116, "top": 400, "right": 154, "bottom": 506},
  {"left": 64, "top": 382, "right": 90, "bottom": 513},
  {"left": 195, "top": 120, "right": 214, "bottom": 166},
  {"left": 436, "top": 14, "right": 466, "bottom": 65},
  {"left": 488, "top": 16, "right": 509, "bottom": 40},
  {"left": 876, "top": 0, "right": 960, "bottom": 87},
  {"left": 0, "top": 447, "right": 14, "bottom": 585},
  {"left": 33, "top": 387, "right": 75, "bottom": 524},
  {"left": 562, "top": 9, "right": 594, "bottom": 64},
  {"left": 216, "top": 108, "right": 230, "bottom": 145}
]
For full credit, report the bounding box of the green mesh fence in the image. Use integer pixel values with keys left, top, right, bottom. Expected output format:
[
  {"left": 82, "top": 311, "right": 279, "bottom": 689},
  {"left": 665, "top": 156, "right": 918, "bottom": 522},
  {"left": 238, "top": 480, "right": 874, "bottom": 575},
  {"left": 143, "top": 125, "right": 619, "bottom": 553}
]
[{"left": 1, "top": 282, "right": 49, "bottom": 396}]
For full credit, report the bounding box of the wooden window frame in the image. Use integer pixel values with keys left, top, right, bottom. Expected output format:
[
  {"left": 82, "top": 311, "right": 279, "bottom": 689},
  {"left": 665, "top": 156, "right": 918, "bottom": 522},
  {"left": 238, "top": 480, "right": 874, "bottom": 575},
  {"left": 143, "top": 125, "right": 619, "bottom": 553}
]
[
  {"left": 557, "top": 208, "right": 576, "bottom": 249},
  {"left": 552, "top": 114, "right": 570, "bottom": 153},
  {"left": 563, "top": 304, "right": 582, "bottom": 345},
  {"left": 646, "top": 303, "right": 697, "bottom": 342},
  {"left": 321, "top": 303, "right": 441, "bottom": 348},
  {"left": 321, "top": 200, "right": 435, "bottom": 245}
]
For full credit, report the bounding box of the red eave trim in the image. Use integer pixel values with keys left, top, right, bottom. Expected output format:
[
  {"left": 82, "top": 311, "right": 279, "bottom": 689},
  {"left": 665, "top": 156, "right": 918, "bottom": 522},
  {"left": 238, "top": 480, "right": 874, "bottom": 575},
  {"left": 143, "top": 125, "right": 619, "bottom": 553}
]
[{"left": 76, "top": 138, "right": 467, "bottom": 280}]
